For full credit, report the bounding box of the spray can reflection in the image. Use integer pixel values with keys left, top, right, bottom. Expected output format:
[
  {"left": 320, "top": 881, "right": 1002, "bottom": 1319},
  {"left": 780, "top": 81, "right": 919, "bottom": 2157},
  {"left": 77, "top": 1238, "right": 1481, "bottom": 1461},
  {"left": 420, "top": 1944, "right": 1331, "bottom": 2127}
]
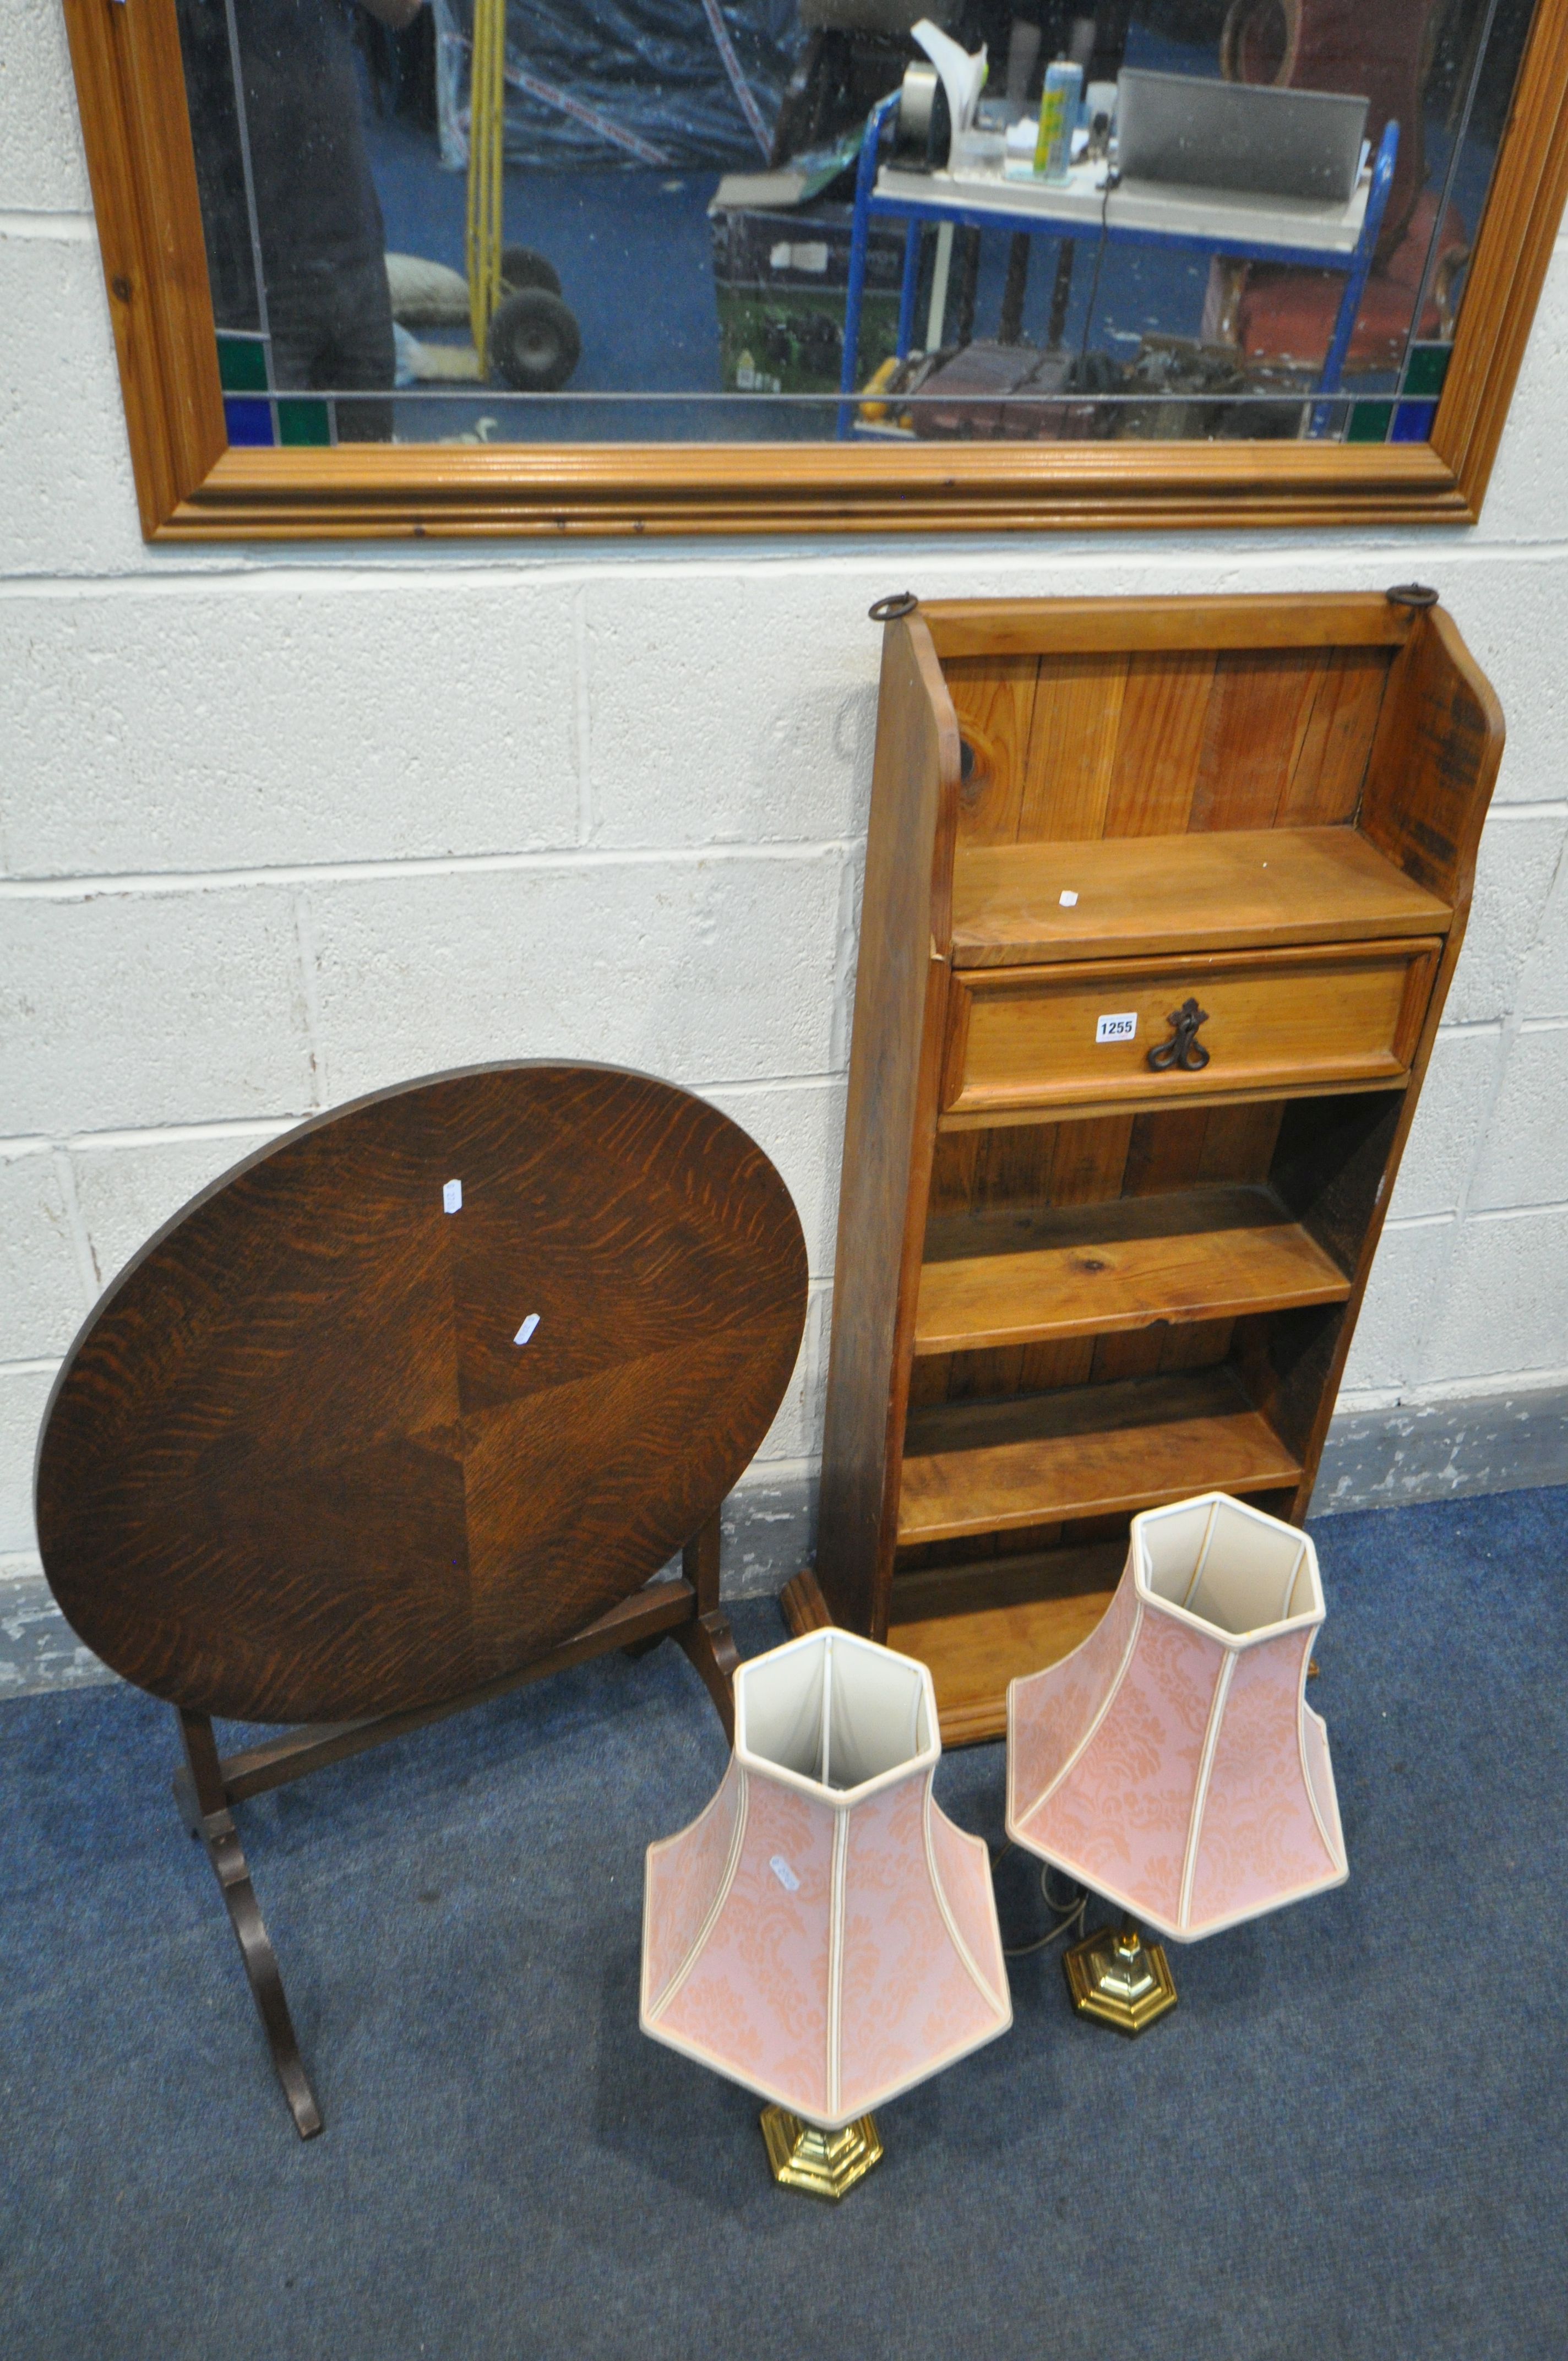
[{"left": 1034, "top": 58, "right": 1082, "bottom": 183}]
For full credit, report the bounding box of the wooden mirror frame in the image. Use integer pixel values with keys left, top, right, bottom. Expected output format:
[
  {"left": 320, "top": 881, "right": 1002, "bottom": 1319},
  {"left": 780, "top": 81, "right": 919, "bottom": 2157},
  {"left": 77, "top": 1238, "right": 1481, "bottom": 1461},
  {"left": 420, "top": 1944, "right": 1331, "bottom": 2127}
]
[{"left": 64, "top": 0, "right": 1568, "bottom": 541}]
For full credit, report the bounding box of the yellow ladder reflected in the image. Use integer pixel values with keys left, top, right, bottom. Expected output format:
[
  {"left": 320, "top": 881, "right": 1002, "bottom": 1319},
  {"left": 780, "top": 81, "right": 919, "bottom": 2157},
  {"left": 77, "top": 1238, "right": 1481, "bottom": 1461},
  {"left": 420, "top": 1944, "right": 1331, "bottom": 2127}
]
[{"left": 465, "top": 0, "right": 506, "bottom": 368}]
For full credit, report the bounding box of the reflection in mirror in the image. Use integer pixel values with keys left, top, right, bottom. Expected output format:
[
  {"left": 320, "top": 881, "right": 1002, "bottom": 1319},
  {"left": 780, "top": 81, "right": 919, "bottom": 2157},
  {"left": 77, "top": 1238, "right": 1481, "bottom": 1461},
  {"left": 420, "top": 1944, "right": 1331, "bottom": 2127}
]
[{"left": 173, "top": 0, "right": 1540, "bottom": 451}]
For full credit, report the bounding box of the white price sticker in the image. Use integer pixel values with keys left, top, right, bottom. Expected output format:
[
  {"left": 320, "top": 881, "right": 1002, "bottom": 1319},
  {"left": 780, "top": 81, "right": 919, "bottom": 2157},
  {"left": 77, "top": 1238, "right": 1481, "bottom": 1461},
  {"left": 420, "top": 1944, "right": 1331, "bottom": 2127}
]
[{"left": 1096, "top": 1011, "right": 1137, "bottom": 1044}]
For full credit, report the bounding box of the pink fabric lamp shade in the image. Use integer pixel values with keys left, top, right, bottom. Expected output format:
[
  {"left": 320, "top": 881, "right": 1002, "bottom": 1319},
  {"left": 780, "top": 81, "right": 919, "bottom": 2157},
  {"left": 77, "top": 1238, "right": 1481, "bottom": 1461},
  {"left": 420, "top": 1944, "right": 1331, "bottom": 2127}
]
[
  {"left": 1008, "top": 1493, "right": 1348, "bottom": 1943},
  {"left": 641, "top": 1628, "right": 1011, "bottom": 2129}
]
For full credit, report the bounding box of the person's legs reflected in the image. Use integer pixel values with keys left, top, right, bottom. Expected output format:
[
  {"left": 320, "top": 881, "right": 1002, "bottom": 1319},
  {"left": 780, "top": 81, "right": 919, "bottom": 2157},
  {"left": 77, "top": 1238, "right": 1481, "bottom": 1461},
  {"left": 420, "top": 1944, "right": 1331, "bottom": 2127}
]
[{"left": 267, "top": 253, "right": 397, "bottom": 442}]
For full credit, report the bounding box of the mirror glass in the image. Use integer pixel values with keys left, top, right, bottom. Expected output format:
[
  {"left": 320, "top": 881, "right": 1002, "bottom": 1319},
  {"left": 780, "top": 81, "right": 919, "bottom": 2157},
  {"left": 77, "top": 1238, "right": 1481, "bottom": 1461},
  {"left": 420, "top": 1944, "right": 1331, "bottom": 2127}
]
[{"left": 175, "top": 0, "right": 1540, "bottom": 451}]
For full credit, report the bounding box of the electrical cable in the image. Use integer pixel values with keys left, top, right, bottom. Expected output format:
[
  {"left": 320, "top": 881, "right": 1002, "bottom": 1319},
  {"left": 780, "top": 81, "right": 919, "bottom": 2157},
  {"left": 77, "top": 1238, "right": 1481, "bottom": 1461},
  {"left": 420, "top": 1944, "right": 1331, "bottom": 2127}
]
[
  {"left": 1004, "top": 1869, "right": 1088, "bottom": 1958},
  {"left": 992, "top": 1843, "right": 1090, "bottom": 1958},
  {"left": 1077, "top": 166, "right": 1120, "bottom": 368}
]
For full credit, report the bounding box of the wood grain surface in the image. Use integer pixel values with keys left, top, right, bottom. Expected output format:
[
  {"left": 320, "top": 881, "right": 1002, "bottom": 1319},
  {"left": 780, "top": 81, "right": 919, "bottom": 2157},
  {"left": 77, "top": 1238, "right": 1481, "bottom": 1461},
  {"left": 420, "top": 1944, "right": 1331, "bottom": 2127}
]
[
  {"left": 942, "top": 938, "right": 1440, "bottom": 1121},
  {"left": 949, "top": 824, "right": 1452, "bottom": 968},
  {"left": 897, "top": 1366, "right": 1303, "bottom": 1545},
  {"left": 814, "top": 592, "right": 1501, "bottom": 1743},
  {"left": 888, "top": 1541, "right": 1126, "bottom": 1745},
  {"left": 928, "top": 601, "right": 1418, "bottom": 857},
  {"left": 921, "top": 595, "right": 1418, "bottom": 660},
  {"left": 36, "top": 1063, "right": 807, "bottom": 1723},
  {"left": 813, "top": 612, "right": 958, "bottom": 1636},
  {"left": 916, "top": 1183, "right": 1351, "bottom": 1355}
]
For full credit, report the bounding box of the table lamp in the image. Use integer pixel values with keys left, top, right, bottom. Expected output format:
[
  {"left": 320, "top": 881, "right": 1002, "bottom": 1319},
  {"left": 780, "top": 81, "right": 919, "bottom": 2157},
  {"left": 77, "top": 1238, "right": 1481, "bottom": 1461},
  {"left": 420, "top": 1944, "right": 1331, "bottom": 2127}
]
[
  {"left": 641, "top": 1627, "right": 1011, "bottom": 2199},
  {"left": 1007, "top": 1492, "right": 1348, "bottom": 2034}
]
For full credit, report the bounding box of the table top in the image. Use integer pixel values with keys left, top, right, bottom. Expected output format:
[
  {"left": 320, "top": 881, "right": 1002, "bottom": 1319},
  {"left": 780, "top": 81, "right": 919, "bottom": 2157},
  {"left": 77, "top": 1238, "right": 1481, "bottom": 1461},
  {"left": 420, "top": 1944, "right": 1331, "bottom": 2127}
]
[
  {"left": 36, "top": 1063, "right": 808, "bottom": 1725},
  {"left": 875, "top": 156, "right": 1370, "bottom": 257}
]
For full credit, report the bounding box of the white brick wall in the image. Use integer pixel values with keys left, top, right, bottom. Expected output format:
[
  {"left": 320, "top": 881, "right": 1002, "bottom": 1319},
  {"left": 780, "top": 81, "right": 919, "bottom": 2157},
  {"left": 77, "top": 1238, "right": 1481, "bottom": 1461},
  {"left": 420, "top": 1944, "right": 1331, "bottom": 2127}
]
[
  {"left": 0, "top": 1, "right": 90, "bottom": 214},
  {"left": 304, "top": 852, "right": 847, "bottom": 1103},
  {"left": 1469, "top": 1025, "right": 1568, "bottom": 1210},
  {"left": 0, "top": 1149, "right": 85, "bottom": 1361},
  {"left": 68, "top": 1127, "right": 290, "bottom": 1294},
  {"left": 1386, "top": 1027, "right": 1509, "bottom": 1222},
  {"left": 0, "top": 580, "right": 584, "bottom": 872},
  {"left": 0, "top": 229, "right": 144, "bottom": 579},
  {"left": 4, "top": 886, "right": 318, "bottom": 1131},
  {"left": 1423, "top": 1206, "right": 1568, "bottom": 1388},
  {"left": 0, "top": 1368, "right": 56, "bottom": 1558},
  {"left": 4, "top": 6, "right": 1568, "bottom": 1591},
  {"left": 581, "top": 570, "right": 880, "bottom": 846}
]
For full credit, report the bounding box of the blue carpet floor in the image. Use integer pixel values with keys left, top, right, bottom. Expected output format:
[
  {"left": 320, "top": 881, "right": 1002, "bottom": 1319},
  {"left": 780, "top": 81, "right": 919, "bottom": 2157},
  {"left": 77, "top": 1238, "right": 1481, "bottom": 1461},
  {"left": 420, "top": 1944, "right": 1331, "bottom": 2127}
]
[
  {"left": 352, "top": 16, "right": 1503, "bottom": 445},
  {"left": 363, "top": 117, "right": 1219, "bottom": 444},
  {"left": 3, "top": 1488, "right": 1565, "bottom": 2359}
]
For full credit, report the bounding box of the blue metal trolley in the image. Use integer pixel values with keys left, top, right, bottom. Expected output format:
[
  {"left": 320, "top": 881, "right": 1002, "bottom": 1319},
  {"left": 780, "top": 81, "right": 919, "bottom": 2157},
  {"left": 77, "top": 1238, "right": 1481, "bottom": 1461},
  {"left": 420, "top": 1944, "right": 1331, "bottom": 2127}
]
[{"left": 836, "top": 94, "right": 1399, "bottom": 439}]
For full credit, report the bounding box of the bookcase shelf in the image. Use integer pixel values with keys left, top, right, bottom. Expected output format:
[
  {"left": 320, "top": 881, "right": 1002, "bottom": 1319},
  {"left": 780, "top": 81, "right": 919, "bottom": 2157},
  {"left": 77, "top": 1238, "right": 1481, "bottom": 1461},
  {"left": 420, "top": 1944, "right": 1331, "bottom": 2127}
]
[
  {"left": 950, "top": 823, "right": 1452, "bottom": 969},
  {"left": 789, "top": 591, "right": 1503, "bottom": 1744},
  {"left": 897, "top": 1366, "right": 1302, "bottom": 1547},
  {"left": 889, "top": 1503, "right": 1341, "bottom": 1745},
  {"left": 916, "top": 1182, "right": 1351, "bottom": 1356},
  {"left": 886, "top": 1543, "right": 1128, "bottom": 1750}
]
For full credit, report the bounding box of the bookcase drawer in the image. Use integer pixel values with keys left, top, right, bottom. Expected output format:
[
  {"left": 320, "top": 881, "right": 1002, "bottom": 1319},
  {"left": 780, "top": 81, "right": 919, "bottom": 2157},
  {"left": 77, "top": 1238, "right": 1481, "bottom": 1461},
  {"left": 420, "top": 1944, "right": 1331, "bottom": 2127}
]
[{"left": 940, "top": 939, "right": 1442, "bottom": 1124}]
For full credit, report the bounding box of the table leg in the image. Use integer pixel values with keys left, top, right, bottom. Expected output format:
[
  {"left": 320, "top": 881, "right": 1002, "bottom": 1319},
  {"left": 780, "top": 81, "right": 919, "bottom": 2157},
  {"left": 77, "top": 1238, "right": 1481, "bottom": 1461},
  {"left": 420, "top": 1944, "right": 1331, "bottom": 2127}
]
[
  {"left": 780, "top": 1567, "right": 833, "bottom": 1635},
  {"left": 172, "top": 1707, "right": 323, "bottom": 2140},
  {"left": 674, "top": 1508, "right": 739, "bottom": 1743}
]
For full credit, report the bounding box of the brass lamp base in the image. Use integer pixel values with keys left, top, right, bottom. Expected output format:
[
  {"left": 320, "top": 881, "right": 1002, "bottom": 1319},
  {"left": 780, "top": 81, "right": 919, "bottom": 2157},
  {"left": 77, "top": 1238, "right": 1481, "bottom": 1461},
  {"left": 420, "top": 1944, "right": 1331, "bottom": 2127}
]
[
  {"left": 1064, "top": 1917, "right": 1178, "bottom": 2036},
  {"left": 760, "top": 2104, "right": 883, "bottom": 2201}
]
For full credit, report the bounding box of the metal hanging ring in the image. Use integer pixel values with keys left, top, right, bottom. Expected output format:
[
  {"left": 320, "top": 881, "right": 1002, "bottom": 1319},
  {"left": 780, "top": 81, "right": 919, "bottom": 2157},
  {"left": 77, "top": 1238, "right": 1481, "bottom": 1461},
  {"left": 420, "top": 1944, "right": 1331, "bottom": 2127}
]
[
  {"left": 1386, "top": 583, "right": 1439, "bottom": 608},
  {"left": 868, "top": 592, "right": 919, "bottom": 622}
]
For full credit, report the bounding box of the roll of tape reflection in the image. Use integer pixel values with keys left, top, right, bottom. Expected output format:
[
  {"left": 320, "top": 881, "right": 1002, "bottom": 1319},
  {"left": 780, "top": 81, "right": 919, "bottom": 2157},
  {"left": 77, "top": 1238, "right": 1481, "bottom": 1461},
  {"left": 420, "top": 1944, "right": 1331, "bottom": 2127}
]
[{"left": 892, "top": 61, "right": 950, "bottom": 170}]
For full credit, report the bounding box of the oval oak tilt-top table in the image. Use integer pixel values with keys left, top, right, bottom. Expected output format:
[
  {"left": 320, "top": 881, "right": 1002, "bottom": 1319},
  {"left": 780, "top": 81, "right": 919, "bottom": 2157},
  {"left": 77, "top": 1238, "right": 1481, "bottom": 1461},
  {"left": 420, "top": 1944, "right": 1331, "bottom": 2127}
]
[{"left": 36, "top": 1062, "right": 808, "bottom": 2139}]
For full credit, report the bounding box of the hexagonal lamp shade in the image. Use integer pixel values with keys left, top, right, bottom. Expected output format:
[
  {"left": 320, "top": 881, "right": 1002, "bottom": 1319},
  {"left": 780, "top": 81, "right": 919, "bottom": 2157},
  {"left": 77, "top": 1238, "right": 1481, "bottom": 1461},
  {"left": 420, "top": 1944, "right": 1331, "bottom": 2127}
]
[
  {"left": 1008, "top": 1494, "right": 1348, "bottom": 2034},
  {"left": 641, "top": 1628, "right": 1011, "bottom": 2199}
]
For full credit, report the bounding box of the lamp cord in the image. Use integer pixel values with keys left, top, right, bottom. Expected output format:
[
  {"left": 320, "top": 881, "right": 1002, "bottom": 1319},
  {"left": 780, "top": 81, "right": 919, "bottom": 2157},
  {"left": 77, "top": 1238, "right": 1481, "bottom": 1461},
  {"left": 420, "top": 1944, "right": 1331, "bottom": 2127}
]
[
  {"left": 1077, "top": 167, "right": 1120, "bottom": 368},
  {"left": 992, "top": 1843, "right": 1089, "bottom": 1958}
]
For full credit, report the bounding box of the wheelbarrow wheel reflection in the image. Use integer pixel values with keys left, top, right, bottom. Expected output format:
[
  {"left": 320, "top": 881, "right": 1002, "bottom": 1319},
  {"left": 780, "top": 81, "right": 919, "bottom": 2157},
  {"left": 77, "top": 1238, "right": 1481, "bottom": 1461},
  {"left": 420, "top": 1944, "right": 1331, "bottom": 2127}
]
[
  {"left": 487, "top": 288, "right": 581, "bottom": 392},
  {"left": 499, "top": 244, "right": 563, "bottom": 301}
]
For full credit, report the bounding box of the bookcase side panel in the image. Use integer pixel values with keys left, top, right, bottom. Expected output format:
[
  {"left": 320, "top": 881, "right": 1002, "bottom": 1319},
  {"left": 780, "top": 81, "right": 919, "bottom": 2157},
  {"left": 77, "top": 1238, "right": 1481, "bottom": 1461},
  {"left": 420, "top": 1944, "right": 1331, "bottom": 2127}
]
[
  {"left": 815, "top": 616, "right": 958, "bottom": 1636},
  {"left": 1287, "top": 608, "right": 1506, "bottom": 1514}
]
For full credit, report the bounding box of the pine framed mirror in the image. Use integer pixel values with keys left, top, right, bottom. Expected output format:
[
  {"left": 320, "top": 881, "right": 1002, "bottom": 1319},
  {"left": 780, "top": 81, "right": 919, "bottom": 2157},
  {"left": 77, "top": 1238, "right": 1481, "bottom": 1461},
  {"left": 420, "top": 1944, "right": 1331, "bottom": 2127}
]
[{"left": 62, "top": 0, "right": 1568, "bottom": 539}]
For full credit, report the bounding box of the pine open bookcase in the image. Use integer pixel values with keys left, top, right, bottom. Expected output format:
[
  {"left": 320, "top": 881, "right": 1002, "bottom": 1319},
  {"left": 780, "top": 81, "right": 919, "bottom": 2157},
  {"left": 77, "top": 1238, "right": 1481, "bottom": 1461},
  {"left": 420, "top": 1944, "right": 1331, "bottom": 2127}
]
[{"left": 782, "top": 589, "right": 1504, "bottom": 1744}]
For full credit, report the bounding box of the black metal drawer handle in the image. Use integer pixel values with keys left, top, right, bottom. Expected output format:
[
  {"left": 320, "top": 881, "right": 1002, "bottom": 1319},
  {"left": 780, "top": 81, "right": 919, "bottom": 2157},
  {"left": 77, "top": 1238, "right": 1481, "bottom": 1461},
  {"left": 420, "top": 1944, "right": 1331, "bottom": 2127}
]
[{"left": 1148, "top": 997, "right": 1211, "bottom": 1072}]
